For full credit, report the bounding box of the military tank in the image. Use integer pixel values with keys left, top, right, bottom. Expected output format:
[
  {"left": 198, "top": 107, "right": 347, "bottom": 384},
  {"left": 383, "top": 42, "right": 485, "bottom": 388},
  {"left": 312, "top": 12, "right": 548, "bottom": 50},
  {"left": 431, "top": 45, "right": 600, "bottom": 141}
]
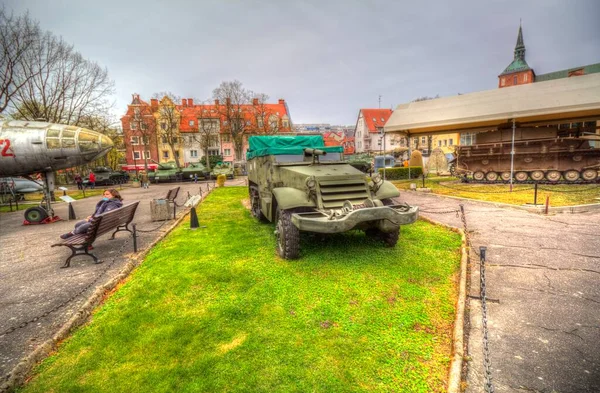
[
  {"left": 148, "top": 161, "right": 182, "bottom": 183},
  {"left": 344, "top": 154, "right": 372, "bottom": 173},
  {"left": 181, "top": 162, "right": 210, "bottom": 180},
  {"left": 210, "top": 163, "right": 234, "bottom": 179},
  {"left": 84, "top": 166, "right": 128, "bottom": 186},
  {"left": 452, "top": 127, "right": 600, "bottom": 183}
]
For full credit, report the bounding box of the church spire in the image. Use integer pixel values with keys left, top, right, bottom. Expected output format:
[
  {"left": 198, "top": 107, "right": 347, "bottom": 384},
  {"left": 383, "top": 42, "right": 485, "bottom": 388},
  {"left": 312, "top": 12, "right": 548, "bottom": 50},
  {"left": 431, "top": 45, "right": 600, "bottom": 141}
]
[{"left": 514, "top": 21, "right": 525, "bottom": 61}]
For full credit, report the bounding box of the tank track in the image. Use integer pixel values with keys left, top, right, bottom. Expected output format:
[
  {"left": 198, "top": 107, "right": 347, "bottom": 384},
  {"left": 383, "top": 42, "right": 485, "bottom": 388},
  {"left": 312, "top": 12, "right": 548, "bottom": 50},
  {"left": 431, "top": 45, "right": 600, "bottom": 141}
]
[{"left": 459, "top": 177, "right": 600, "bottom": 185}]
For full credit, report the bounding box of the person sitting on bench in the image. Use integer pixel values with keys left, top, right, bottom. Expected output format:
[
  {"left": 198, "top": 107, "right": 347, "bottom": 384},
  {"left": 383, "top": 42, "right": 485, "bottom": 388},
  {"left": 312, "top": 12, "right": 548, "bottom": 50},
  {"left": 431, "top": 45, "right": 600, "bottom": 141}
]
[{"left": 60, "top": 189, "right": 123, "bottom": 239}]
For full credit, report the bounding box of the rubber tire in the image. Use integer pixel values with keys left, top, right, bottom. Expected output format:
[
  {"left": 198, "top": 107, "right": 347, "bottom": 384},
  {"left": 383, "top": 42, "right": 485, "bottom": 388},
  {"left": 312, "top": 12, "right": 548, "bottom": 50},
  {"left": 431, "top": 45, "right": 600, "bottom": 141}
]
[
  {"left": 276, "top": 208, "right": 300, "bottom": 259},
  {"left": 473, "top": 171, "right": 485, "bottom": 181},
  {"left": 545, "top": 170, "right": 561, "bottom": 182},
  {"left": 582, "top": 169, "right": 598, "bottom": 181},
  {"left": 515, "top": 172, "right": 528, "bottom": 182},
  {"left": 564, "top": 170, "right": 580, "bottom": 182},
  {"left": 24, "top": 206, "right": 48, "bottom": 223},
  {"left": 365, "top": 227, "right": 400, "bottom": 247},
  {"left": 485, "top": 172, "right": 498, "bottom": 181}
]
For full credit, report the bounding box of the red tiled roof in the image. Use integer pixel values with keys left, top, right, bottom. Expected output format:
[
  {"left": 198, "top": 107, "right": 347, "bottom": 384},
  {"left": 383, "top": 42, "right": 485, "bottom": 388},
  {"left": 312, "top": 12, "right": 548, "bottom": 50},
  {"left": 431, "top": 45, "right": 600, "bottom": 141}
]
[{"left": 361, "top": 109, "right": 393, "bottom": 133}]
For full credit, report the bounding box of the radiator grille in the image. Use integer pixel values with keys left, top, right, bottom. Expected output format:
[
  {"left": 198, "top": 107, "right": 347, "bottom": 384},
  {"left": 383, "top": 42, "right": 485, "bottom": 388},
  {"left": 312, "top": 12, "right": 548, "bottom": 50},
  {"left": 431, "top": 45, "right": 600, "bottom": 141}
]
[{"left": 318, "top": 179, "right": 369, "bottom": 208}]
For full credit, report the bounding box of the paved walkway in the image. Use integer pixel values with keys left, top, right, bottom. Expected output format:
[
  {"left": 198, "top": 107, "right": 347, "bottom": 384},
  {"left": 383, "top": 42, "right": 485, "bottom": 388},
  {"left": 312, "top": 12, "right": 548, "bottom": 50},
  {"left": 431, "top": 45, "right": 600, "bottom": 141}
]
[
  {"left": 400, "top": 192, "right": 600, "bottom": 392},
  {"left": 0, "top": 180, "right": 247, "bottom": 384}
]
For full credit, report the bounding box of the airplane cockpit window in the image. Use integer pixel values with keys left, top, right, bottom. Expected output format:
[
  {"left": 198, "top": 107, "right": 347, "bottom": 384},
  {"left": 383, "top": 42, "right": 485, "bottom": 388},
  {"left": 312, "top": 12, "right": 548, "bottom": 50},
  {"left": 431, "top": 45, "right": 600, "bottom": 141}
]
[
  {"left": 99, "top": 134, "right": 113, "bottom": 148},
  {"left": 62, "top": 130, "right": 76, "bottom": 138},
  {"left": 78, "top": 131, "right": 99, "bottom": 152},
  {"left": 46, "top": 136, "right": 61, "bottom": 149},
  {"left": 62, "top": 138, "right": 76, "bottom": 148},
  {"left": 47, "top": 129, "right": 60, "bottom": 138}
]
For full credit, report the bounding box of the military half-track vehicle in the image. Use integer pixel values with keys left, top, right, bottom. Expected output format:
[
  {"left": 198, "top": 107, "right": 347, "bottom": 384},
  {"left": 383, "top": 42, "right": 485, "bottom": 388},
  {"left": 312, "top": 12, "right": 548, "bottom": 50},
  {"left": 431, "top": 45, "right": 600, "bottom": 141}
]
[
  {"left": 452, "top": 127, "right": 600, "bottom": 183},
  {"left": 210, "top": 163, "right": 234, "bottom": 179},
  {"left": 247, "top": 135, "right": 419, "bottom": 259},
  {"left": 84, "top": 166, "right": 128, "bottom": 186},
  {"left": 181, "top": 162, "right": 210, "bottom": 180}
]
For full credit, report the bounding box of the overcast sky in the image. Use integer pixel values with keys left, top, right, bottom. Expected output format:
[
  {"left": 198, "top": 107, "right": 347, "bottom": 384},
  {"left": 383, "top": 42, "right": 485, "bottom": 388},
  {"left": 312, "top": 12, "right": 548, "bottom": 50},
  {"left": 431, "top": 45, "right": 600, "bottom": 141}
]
[{"left": 5, "top": 0, "right": 600, "bottom": 125}]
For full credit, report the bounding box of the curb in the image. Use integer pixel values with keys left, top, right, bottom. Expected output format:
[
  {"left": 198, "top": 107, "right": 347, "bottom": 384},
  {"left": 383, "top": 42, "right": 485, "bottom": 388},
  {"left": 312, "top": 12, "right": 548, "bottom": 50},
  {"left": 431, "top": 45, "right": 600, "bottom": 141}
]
[
  {"left": 412, "top": 189, "right": 600, "bottom": 214},
  {"left": 0, "top": 191, "right": 211, "bottom": 393},
  {"left": 418, "top": 216, "right": 468, "bottom": 393}
]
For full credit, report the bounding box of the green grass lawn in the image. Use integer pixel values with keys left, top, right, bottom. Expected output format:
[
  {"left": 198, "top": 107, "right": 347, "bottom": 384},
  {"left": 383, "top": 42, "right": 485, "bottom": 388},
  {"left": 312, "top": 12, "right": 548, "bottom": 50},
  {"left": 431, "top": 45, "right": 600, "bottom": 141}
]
[
  {"left": 392, "top": 177, "right": 600, "bottom": 206},
  {"left": 20, "top": 187, "right": 462, "bottom": 393}
]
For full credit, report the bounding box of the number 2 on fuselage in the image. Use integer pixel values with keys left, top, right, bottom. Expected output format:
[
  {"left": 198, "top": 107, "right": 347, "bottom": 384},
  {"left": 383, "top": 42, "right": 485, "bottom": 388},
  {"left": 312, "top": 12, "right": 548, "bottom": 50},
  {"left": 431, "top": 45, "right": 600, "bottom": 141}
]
[{"left": 0, "top": 139, "right": 15, "bottom": 157}]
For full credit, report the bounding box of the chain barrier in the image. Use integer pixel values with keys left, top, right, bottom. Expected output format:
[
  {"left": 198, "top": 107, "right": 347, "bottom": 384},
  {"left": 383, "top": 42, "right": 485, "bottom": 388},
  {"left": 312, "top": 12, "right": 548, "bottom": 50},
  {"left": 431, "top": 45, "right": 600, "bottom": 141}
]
[
  {"left": 0, "top": 238, "right": 130, "bottom": 338},
  {"left": 458, "top": 204, "right": 494, "bottom": 393},
  {"left": 134, "top": 219, "right": 171, "bottom": 233}
]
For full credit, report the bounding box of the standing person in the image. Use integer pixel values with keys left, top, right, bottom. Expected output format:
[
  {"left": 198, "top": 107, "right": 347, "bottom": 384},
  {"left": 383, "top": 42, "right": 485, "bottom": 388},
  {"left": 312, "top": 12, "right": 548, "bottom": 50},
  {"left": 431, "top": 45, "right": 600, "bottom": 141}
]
[
  {"left": 59, "top": 189, "right": 123, "bottom": 239},
  {"left": 74, "top": 173, "right": 83, "bottom": 190},
  {"left": 194, "top": 173, "right": 198, "bottom": 184},
  {"left": 88, "top": 171, "right": 96, "bottom": 189},
  {"left": 140, "top": 170, "right": 149, "bottom": 189}
]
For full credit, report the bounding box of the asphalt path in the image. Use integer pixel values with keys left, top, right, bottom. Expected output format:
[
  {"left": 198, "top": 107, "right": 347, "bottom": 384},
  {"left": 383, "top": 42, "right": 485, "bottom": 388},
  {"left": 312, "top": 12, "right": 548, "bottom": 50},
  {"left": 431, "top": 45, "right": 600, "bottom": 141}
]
[
  {"left": 400, "top": 191, "right": 600, "bottom": 393},
  {"left": 0, "top": 180, "right": 247, "bottom": 385}
]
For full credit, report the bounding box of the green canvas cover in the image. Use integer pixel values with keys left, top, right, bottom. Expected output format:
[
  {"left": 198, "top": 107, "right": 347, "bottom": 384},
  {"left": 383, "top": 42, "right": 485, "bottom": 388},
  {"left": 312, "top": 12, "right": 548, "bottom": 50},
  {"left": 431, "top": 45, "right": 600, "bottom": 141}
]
[{"left": 246, "top": 135, "right": 343, "bottom": 160}]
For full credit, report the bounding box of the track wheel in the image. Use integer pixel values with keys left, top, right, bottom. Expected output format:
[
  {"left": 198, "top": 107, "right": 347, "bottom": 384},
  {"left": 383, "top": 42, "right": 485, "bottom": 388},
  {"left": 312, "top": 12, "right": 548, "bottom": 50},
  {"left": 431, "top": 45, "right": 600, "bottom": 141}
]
[
  {"left": 485, "top": 172, "right": 498, "bottom": 181},
  {"left": 249, "top": 186, "right": 266, "bottom": 221},
  {"left": 500, "top": 172, "right": 512, "bottom": 181},
  {"left": 581, "top": 169, "right": 598, "bottom": 181},
  {"left": 564, "top": 170, "right": 580, "bottom": 182},
  {"left": 545, "top": 170, "right": 561, "bottom": 182},
  {"left": 24, "top": 207, "right": 49, "bottom": 223},
  {"left": 275, "top": 208, "right": 300, "bottom": 259},
  {"left": 473, "top": 171, "right": 485, "bottom": 181},
  {"left": 515, "top": 172, "right": 528, "bottom": 182},
  {"left": 530, "top": 171, "right": 544, "bottom": 181}
]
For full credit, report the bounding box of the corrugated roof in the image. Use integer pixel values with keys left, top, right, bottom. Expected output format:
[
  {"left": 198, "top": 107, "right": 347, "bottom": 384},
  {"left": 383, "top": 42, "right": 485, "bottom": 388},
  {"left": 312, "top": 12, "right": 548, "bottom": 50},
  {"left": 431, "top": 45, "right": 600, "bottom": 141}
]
[{"left": 384, "top": 73, "right": 600, "bottom": 134}]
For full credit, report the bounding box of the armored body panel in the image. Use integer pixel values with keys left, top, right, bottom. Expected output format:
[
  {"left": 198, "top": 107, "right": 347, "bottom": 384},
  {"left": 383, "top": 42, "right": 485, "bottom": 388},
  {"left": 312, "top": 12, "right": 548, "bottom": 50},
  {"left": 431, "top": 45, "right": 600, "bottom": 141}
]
[
  {"left": 247, "top": 135, "right": 418, "bottom": 259},
  {"left": 85, "top": 167, "right": 128, "bottom": 186},
  {"left": 453, "top": 128, "right": 600, "bottom": 182}
]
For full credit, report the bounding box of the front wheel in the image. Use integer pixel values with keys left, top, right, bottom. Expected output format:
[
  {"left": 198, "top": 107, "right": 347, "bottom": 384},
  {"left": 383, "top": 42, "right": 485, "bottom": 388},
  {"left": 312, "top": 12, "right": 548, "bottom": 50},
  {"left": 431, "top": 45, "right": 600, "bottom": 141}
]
[
  {"left": 365, "top": 227, "right": 400, "bottom": 247},
  {"left": 24, "top": 206, "right": 48, "bottom": 223},
  {"left": 275, "top": 208, "right": 300, "bottom": 259}
]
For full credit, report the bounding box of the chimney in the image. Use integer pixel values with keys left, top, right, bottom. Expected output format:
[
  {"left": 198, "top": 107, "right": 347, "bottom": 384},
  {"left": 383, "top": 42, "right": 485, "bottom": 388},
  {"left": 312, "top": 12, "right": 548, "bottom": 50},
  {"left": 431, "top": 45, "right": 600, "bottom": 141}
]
[
  {"left": 188, "top": 98, "right": 193, "bottom": 106},
  {"left": 226, "top": 98, "right": 231, "bottom": 106},
  {"left": 278, "top": 99, "right": 285, "bottom": 105},
  {"left": 252, "top": 98, "right": 259, "bottom": 105},
  {"left": 150, "top": 98, "right": 158, "bottom": 107},
  {"left": 182, "top": 99, "right": 187, "bottom": 107},
  {"left": 214, "top": 99, "right": 220, "bottom": 106}
]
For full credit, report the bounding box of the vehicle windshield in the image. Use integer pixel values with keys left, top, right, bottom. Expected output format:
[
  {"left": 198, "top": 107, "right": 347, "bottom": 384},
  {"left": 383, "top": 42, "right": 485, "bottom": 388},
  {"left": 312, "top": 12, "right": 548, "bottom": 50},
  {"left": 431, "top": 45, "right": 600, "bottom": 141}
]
[{"left": 274, "top": 152, "right": 343, "bottom": 163}]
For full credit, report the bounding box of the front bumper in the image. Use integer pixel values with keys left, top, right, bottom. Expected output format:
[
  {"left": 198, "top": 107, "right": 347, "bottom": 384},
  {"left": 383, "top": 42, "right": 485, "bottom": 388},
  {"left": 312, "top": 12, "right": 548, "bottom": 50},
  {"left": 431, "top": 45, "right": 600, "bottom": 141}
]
[{"left": 291, "top": 204, "right": 419, "bottom": 234}]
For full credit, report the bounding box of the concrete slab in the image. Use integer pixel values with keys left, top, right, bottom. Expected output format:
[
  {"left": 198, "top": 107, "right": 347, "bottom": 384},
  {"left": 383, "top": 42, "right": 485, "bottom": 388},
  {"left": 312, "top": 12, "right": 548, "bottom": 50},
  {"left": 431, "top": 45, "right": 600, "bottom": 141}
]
[{"left": 399, "top": 191, "right": 600, "bottom": 392}]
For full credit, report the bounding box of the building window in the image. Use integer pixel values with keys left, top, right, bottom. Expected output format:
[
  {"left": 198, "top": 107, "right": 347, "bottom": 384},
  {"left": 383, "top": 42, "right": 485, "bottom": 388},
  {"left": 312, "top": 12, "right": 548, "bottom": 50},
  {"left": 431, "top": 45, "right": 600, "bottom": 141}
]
[
  {"left": 130, "top": 122, "right": 137, "bottom": 130},
  {"left": 524, "top": 74, "right": 528, "bottom": 82},
  {"left": 162, "top": 136, "right": 167, "bottom": 144},
  {"left": 133, "top": 151, "right": 141, "bottom": 160},
  {"left": 501, "top": 78, "right": 505, "bottom": 86},
  {"left": 224, "top": 148, "right": 231, "bottom": 156},
  {"left": 130, "top": 136, "right": 139, "bottom": 145},
  {"left": 190, "top": 150, "right": 198, "bottom": 157},
  {"left": 438, "top": 140, "right": 442, "bottom": 147},
  {"left": 222, "top": 134, "right": 231, "bottom": 143},
  {"left": 282, "top": 120, "right": 289, "bottom": 128},
  {"left": 444, "top": 140, "right": 447, "bottom": 146},
  {"left": 145, "top": 151, "right": 150, "bottom": 159},
  {"left": 449, "top": 139, "right": 453, "bottom": 146},
  {"left": 142, "top": 136, "right": 149, "bottom": 145},
  {"left": 189, "top": 120, "right": 194, "bottom": 127},
  {"left": 161, "top": 122, "right": 166, "bottom": 130},
  {"left": 208, "top": 150, "right": 219, "bottom": 156},
  {"left": 421, "top": 136, "right": 426, "bottom": 144},
  {"left": 513, "top": 76, "right": 517, "bottom": 85},
  {"left": 460, "top": 132, "right": 476, "bottom": 146},
  {"left": 163, "top": 151, "right": 169, "bottom": 159}
]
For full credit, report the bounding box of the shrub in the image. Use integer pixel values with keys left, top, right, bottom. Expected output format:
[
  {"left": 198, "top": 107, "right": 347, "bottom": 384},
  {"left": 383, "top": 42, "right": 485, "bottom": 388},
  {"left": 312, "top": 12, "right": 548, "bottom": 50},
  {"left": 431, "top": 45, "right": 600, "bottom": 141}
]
[{"left": 378, "top": 166, "right": 423, "bottom": 180}]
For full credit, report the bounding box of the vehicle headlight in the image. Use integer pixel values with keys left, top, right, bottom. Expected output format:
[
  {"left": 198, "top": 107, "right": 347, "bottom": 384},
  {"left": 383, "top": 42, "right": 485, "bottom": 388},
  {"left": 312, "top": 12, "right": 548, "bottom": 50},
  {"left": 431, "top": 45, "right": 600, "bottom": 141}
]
[
  {"left": 305, "top": 177, "right": 317, "bottom": 190},
  {"left": 371, "top": 173, "right": 382, "bottom": 184}
]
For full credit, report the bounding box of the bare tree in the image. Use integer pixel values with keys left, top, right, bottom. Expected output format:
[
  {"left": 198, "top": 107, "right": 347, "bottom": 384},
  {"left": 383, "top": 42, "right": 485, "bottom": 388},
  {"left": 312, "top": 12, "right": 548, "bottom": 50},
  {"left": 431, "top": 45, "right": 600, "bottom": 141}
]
[
  {"left": 212, "top": 80, "right": 253, "bottom": 160},
  {"left": 0, "top": 8, "right": 40, "bottom": 114},
  {"left": 195, "top": 110, "right": 220, "bottom": 171},
  {"left": 6, "top": 19, "right": 114, "bottom": 124},
  {"left": 126, "top": 104, "right": 156, "bottom": 175},
  {"left": 153, "top": 93, "right": 184, "bottom": 169},
  {"left": 251, "top": 93, "right": 283, "bottom": 134}
]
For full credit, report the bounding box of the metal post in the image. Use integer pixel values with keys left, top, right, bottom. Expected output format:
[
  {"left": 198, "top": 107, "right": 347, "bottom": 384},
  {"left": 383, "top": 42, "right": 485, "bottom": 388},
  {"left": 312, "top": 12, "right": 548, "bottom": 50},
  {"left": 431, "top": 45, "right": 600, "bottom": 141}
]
[
  {"left": 534, "top": 183, "right": 538, "bottom": 205},
  {"left": 132, "top": 224, "right": 138, "bottom": 252},
  {"left": 422, "top": 174, "right": 425, "bottom": 188},
  {"left": 173, "top": 202, "right": 176, "bottom": 219},
  {"left": 383, "top": 134, "right": 387, "bottom": 181},
  {"left": 545, "top": 196, "right": 550, "bottom": 215},
  {"left": 510, "top": 119, "right": 516, "bottom": 192}
]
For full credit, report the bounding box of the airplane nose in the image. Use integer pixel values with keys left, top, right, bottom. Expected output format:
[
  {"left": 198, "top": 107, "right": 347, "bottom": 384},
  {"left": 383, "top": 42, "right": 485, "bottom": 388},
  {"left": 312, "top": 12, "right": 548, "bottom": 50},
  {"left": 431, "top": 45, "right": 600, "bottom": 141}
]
[
  {"left": 77, "top": 129, "right": 114, "bottom": 155},
  {"left": 100, "top": 134, "right": 114, "bottom": 149}
]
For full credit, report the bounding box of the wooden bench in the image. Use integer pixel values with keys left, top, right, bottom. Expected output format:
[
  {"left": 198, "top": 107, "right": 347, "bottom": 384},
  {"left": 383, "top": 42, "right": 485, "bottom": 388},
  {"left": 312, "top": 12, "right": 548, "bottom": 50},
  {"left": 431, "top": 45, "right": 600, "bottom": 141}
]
[{"left": 52, "top": 202, "right": 140, "bottom": 268}]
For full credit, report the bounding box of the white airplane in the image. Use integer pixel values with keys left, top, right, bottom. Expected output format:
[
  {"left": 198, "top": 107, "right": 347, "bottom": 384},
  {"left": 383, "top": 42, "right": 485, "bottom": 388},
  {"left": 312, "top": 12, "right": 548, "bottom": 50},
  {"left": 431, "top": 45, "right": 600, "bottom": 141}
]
[{"left": 0, "top": 119, "right": 113, "bottom": 223}]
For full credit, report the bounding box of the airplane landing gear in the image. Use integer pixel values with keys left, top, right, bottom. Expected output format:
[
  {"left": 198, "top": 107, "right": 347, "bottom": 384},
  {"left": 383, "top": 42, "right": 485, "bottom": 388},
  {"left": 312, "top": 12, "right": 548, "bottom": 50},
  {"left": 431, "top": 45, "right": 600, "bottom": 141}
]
[{"left": 22, "top": 171, "right": 61, "bottom": 225}]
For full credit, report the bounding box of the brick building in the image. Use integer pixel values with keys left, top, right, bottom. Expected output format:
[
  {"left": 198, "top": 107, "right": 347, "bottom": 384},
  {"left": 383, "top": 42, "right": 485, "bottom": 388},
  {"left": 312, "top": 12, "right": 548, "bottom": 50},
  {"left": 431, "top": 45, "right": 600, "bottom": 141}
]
[{"left": 121, "top": 95, "right": 292, "bottom": 170}]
